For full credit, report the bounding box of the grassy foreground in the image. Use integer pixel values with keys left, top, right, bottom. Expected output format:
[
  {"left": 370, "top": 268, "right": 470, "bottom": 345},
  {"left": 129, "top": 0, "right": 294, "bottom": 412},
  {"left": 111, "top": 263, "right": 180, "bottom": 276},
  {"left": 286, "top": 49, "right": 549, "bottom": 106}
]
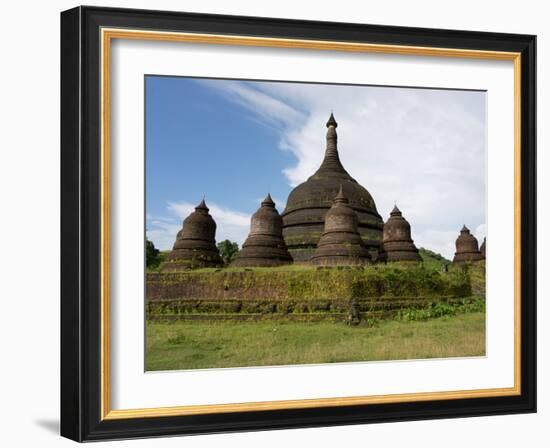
[{"left": 146, "top": 312, "right": 485, "bottom": 371}]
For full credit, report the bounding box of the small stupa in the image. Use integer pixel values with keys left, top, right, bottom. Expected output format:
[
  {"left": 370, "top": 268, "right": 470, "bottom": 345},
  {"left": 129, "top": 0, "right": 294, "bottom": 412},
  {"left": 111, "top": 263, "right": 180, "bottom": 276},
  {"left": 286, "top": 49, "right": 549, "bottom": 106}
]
[
  {"left": 378, "top": 205, "right": 421, "bottom": 262},
  {"left": 232, "top": 194, "right": 292, "bottom": 267},
  {"left": 452, "top": 225, "right": 483, "bottom": 264},
  {"left": 162, "top": 199, "right": 222, "bottom": 271},
  {"left": 310, "top": 186, "right": 372, "bottom": 266},
  {"left": 480, "top": 237, "right": 486, "bottom": 259}
]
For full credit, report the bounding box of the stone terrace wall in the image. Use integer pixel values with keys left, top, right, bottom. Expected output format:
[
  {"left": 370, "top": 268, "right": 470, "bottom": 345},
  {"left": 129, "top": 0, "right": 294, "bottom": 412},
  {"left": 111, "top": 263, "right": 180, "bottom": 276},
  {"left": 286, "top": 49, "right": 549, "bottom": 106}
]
[{"left": 146, "top": 265, "right": 476, "bottom": 322}]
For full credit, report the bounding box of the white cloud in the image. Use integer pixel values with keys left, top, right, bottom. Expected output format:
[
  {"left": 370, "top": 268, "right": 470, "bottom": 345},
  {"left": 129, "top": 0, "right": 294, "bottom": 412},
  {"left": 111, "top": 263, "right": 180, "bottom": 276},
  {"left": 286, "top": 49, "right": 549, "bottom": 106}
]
[
  {"left": 199, "top": 81, "right": 486, "bottom": 259},
  {"left": 414, "top": 229, "right": 458, "bottom": 262},
  {"left": 195, "top": 79, "right": 305, "bottom": 131},
  {"left": 475, "top": 223, "right": 486, "bottom": 243},
  {"left": 146, "top": 220, "right": 181, "bottom": 252},
  {"left": 149, "top": 81, "right": 486, "bottom": 259}
]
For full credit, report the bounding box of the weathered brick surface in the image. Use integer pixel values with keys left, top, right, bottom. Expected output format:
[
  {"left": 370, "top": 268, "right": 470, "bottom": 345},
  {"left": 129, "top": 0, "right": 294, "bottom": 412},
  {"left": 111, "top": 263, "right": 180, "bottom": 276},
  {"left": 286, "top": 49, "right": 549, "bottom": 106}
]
[{"left": 146, "top": 265, "right": 475, "bottom": 321}]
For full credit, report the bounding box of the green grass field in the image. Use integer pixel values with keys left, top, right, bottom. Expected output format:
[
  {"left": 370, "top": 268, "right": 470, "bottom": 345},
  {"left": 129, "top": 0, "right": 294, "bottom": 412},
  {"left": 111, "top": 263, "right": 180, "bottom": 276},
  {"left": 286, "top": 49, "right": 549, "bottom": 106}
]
[{"left": 146, "top": 312, "right": 485, "bottom": 371}]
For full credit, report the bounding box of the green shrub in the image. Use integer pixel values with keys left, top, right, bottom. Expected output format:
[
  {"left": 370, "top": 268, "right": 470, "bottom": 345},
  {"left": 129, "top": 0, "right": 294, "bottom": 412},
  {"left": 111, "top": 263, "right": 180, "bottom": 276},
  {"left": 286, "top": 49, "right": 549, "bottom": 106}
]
[{"left": 394, "top": 296, "right": 484, "bottom": 322}]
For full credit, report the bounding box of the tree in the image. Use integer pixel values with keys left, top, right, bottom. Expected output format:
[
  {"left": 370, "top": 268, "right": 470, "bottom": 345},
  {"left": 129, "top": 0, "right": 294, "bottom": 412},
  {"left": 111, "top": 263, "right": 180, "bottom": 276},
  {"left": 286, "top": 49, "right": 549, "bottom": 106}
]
[
  {"left": 217, "top": 240, "right": 239, "bottom": 265},
  {"left": 146, "top": 239, "right": 161, "bottom": 268},
  {"left": 418, "top": 247, "right": 451, "bottom": 271}
]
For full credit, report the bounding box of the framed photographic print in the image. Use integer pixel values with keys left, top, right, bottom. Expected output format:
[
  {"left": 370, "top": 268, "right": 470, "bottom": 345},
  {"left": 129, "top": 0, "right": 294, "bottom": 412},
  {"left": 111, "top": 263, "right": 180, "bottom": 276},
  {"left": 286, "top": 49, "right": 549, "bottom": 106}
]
[{"left": 60, "top": 6, "right": 536, "bottom": 442}]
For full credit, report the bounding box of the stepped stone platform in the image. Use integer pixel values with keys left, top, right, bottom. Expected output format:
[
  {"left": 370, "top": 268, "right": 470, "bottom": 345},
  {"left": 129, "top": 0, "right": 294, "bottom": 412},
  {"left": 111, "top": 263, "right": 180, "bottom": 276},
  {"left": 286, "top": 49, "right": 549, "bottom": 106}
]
[{"left": 146, "top": 265, "right": 478, "bottom": 322}]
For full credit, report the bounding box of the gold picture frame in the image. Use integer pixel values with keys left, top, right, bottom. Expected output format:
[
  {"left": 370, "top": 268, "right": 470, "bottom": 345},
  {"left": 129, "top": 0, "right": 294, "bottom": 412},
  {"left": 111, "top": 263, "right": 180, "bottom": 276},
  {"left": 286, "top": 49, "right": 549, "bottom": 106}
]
[{"left": 61, "top": 6, "right": 536, "bottom": 441}]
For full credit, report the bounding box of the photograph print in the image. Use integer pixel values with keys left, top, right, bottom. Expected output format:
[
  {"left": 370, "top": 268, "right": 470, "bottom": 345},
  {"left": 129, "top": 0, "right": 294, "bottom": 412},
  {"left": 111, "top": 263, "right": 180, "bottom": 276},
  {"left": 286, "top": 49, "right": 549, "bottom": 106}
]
[{"left": 145, "top": 76, "right": 487, "bottom": 372}]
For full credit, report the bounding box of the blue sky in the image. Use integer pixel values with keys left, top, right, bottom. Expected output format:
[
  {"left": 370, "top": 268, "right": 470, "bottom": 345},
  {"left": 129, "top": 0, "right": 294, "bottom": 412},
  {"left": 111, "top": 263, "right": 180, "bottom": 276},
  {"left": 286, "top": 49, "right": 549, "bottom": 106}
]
[
  {"left": 146, "top": 76, "right": 486, "bottom": 259},
  {"left": 146, "top": 76, "right": 294, "bottom": 219}
]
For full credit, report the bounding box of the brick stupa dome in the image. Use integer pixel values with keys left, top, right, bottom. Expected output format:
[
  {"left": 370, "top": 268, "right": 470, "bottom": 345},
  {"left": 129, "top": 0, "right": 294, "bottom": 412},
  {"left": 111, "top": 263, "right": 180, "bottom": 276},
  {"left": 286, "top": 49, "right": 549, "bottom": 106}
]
[
  {"left": 310, "top": 186, "right": 372, "bottom": 266},
  {"left": 480, "top": 237, "right": 486, "bottom": 259},
  {"left": 163, "top": 199, "right": 222, "bottom": 271},
  {"left": 378, "top": 205, "right": 421, "bottom": 262},
  {"left": 232, "top": 194, "right": 292, "bottom": 267},
  {"left": 282, "top": 113, "right": 383, "bottom": 262},
  {"left": 452, "top": 225, "right": 483, "bottom": 264}
]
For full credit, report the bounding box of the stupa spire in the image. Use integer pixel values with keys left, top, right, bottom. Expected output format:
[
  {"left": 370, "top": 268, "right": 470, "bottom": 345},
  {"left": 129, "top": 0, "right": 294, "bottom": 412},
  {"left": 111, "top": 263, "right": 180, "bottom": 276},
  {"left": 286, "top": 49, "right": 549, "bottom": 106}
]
[
  {"left": 334, "top": 184, "right": 348, "bottom": 204},
  {"left": 309, "top": 112, "right": 351, "bottom": 178},
  {"left": 196, "top": 198, "right": 209, "bottom": 212},
  {"left": 261, "top": 193, "right": 275, "bottom": 208},
  {"left": 324, "top": 112, "right": 340, "bottom": 165},
  {"left": 326, "top": 112, "right": 338, "bottom": 128}
]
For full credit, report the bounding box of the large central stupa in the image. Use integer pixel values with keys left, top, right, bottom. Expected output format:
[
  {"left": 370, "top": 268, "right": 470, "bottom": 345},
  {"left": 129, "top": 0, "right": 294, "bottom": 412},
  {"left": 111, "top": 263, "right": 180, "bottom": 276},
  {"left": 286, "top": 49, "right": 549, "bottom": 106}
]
[{"left": 282, "top": 113, "right": 383, "bottom": 262}]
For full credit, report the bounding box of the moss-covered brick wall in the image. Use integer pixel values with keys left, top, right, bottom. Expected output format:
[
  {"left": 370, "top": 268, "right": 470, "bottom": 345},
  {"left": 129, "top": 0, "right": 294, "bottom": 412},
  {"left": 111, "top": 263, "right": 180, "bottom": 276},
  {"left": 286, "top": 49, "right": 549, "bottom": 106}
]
[
  {"left": 146, "top": 295, "right": 476, "bottom": 320},
  {"left": 147, "top": 264, "right": 472, "bottom": 301},
  {"left": 146, "top": 264, "right": 485, "bottom": 321}
]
